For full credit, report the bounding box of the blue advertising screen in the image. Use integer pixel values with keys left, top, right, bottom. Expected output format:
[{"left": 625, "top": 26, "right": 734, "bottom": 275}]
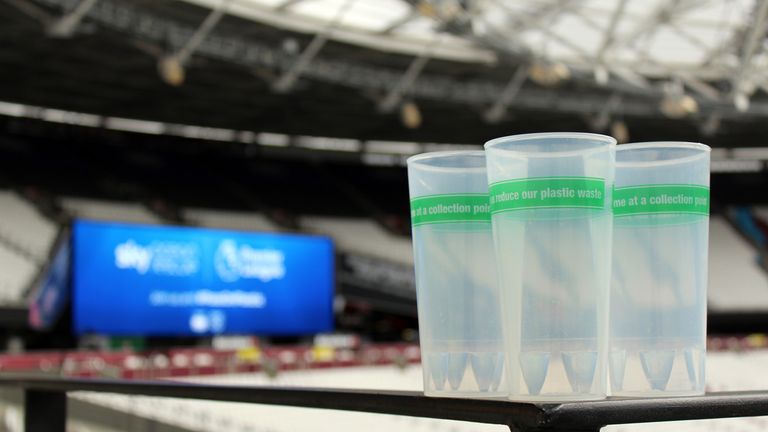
[
  {"left": 29, "top": 235, "right": 71, "bottom": 330},
  {"left": 72, "top": 220, "right": 334, "bottom": 336}
]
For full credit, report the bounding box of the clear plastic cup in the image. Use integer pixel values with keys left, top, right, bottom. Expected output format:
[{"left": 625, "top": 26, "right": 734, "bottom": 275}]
[
  {"left": 484, "top": 132, "right": 615, "bottom": 401},
  {"left": 610, "top": 142, "right": 710, "bottom": 397},
  {"left": 407, "top": 151, "right": 505, "bottom": 397}
]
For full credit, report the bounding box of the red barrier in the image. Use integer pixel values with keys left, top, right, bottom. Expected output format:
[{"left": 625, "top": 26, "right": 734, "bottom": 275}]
[{"left": 0, "top": 343, "right": 422, "bottom": 379}]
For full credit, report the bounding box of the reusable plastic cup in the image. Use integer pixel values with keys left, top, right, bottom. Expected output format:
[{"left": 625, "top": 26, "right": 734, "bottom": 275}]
[
  {"left": 407, "top": 151, "right": 505, "bottom": 397},
  {"left": 610, "top": 142, "right": 710, "bottom": 397},
  {"left": 485, "top": 133, "right": 615, "bottom": 401}
]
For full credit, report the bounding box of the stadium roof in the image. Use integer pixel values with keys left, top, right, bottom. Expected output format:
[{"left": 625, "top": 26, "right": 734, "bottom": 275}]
[
  {"left": 182, "top": 0, "right": 495, "bottom": 63},
  {"left": 182, "top": 0, "right": 758, "bottom": 80},
  {"left": 2, "top": 0, "right": 768, "bottom": 148}
]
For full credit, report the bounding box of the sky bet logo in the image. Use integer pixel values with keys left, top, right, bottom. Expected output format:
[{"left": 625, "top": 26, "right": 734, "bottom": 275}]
[
  {"left": 114, "top": 240, "right": 152, "bottom": 274},
  {"left": 114, "top": 240, "right": 199, "bottom": 276},
  {"left": 214, "top": 239, "right": 286, "bottom": 283}
]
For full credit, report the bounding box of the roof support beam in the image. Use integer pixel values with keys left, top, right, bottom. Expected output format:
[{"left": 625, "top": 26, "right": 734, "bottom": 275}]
[
  {"left": 582, "top": 8, "right": 720, "bottom": 101},
  {"left": 496, "top": 0, "right": 578, "bottom": 34},
  {"left": 667, "top": 22, "right": 713, "bottom": 51},
  {"left": 608, "top": 0, "right": 710, "bottom": 51},
  {"left": 680, "top": 74, "right": 721, "bottom": 101},
  {"left": 604, "top": 25, "right": 721, "bottom": 102},
  {"left": 731, "top": 0, "right": 768, "bottom": 104},
  {"left": 589, "top": 93, "right": 622, "bottom": 131},
  {"left": 47, "top": 0, "right": 98, "bottom": 38},
  {"left": 577, "top": 2, "right": 722, "bottom": 102},
  {"left": 534, "top": 12, "right": 651, "bottom": 91},
  {"left": 379, "top": 9, "right": 419, "bottom": 35},
  {"left": 478, "top": 0, "right": 580, "bottom": 56},
  {"left": 700, "top": 8, "right": 746, "bottom": 68},
  {"left": 275, "top": 0, "right": 305, "bottom": 12},
  {"left": 272, "top": 0, "right": 355, "bottom": 93},
  {"left": 596, "top": 0, "right": 629, "bottom": 60},
  {"left": 173, "top": 0, "right": 231, "bottom": 66},
  {"left": 272, "top": 32, "right": 330, "bottom": 93},
  {"left": 592, "top": 0, "right": 628, "bottom": 84},
  {"left": 378, "top": 36, "right": 443, "bottom": 113},
  {"left": 483, "top": 65, "right": 528, "bottom": 123}
]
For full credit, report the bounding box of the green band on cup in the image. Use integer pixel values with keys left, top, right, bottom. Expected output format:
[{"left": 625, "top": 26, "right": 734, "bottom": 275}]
[
  {"left": 613, "top": 184, "right": 710, "bottom": 217},
  {"left": 488, "top": 177, "right": 606, "bottom": 214},
  {"left": 410, "top": 194, "right": 491, "bottom": 226}
]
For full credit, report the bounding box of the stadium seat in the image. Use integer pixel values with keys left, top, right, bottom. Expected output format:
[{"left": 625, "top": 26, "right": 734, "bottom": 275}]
[
  {"left": 61, "top": 197, "right": 161, "bottom": 224},
  {"left": 300, "top": 216, "right": 413, "bottom": 265},
  {"left": 709, "top": 216, "right": 768, "bottom": 312},
  {"left": 0, "top": 190, "right": 57, "bottom": 261},
  {"left": 0, "top": 244, "right": 37, "bottom": 305},
  {"left": 183, "top": 207, "right": 277, "bottom": 232}
]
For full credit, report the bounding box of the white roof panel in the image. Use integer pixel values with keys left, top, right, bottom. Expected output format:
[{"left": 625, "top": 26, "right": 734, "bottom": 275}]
[{"left": 181, "top": 0, "right": 761, "bottom": 80}]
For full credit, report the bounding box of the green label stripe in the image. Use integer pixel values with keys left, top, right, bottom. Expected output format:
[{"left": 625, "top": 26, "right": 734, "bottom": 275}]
[
  {"left": 613, "top": 184, "right": 709, "bottom": 217},
  {"left": 410, "top": 194, "right": 490, "bottom": 226},
  {"left": 489, "top": 177, "right": 606, "bottom": 214}
]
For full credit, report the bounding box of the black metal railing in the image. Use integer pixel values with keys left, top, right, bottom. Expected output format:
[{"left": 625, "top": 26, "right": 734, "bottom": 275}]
[{"left": 3, "top": 376, "right": 768, "bottom": 432}]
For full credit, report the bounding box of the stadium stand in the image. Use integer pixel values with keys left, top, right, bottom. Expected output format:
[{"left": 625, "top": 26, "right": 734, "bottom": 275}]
[
  {"left": 0, "top": 244, "right": 36, "bottom": 305},
  {"left": 183, "top": 208, "right": 277, "bottom": 233},
  {"left": 709, "top": 216, "right": 768, "bottom": 312},
  {"left": 6, "top": 190, "right": 768, "bottom": 319},
  {"left": 60, "top": 197, "right": 161, "bottom": 225},
  {"left": 0, "top": 190, "right": 54, "bottom": 305},
  {"left": 300, "top": 216, "right": 413, "bottom": 265},
  {"left": 0, "top": 190, "right": 57, "bottom": 262}
]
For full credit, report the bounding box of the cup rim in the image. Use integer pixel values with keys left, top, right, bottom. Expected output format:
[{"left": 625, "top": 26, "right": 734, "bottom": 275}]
[
  {"left": 484, "top": 132, "right": 616, "bottom": 158},
  {"left": 616, "top": 141, "right": 711, "bottom": 168},
  {"left": 406, "top": 150, "right": 486, "bottom": 172}
]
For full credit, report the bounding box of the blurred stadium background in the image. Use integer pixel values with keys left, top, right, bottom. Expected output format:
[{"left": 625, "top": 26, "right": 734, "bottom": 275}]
[{"left": 3, "top": 0, "right": 768, "bottom": 431}]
